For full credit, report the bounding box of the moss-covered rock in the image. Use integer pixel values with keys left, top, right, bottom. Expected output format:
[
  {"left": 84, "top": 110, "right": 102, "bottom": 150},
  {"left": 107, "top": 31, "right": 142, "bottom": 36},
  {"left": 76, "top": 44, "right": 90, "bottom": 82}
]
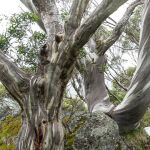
[
  {"left": 63, "top": 112, "right": 88, "bottom": 150},
  {"left": 73, "top": 112, "right": 126, "bottom": 150}
]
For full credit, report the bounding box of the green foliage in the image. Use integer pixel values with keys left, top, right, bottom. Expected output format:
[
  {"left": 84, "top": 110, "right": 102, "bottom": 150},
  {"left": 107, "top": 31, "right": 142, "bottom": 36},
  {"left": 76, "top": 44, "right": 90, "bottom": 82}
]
[
  {"left": 110, "top": 90, "right": 126, "bottom": 105},
  {"left": 0, "top": 12, "right": 47, "bottom": 72},
  {"left": 8, "top": 12, "right": 38, "bottom": 40},
  {"left": 62, "top": 97, "right": 87, "bottom": 113},
  {"left": 110, "top": 67, "right": 136, "bottom": 104},
  {"left": 0, "top": 34, "right": 9, "bottom": 51},
  {"left": 113, "top": 67, "right": 136, "bottom": 90},
  {"left": 122, "top": 5, "right": 143, "bottom": 49},
  {"left": 61, "top": 9, "right": 69, "bottom": 20},
  {"left": 79, "top": 48, "right": 87, "bottom": 59}
]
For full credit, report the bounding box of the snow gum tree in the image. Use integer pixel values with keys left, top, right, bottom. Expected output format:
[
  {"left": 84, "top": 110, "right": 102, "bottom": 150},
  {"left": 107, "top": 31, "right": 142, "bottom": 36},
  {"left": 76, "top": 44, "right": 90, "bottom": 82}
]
[
  {"left": 0, "top": 0, "right": 129, "bottom": 149},
  {"left": 83, "top": 0, "right": 142, "bottom": 113}
]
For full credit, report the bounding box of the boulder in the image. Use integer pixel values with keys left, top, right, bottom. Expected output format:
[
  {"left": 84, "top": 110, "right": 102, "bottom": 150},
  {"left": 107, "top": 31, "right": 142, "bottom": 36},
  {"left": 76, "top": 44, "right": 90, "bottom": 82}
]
[
  {"left": 73, "top": 111, "right": 126, "bottom": 150},
  {"left": 0, "top": 98, "right": 20, "bottom": 120}
]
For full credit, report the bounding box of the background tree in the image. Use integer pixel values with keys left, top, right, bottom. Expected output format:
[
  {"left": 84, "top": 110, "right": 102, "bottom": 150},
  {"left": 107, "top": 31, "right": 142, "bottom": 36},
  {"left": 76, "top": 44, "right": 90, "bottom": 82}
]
[{"left": 82, "top": 0, "right": 142, "bottom": 113}]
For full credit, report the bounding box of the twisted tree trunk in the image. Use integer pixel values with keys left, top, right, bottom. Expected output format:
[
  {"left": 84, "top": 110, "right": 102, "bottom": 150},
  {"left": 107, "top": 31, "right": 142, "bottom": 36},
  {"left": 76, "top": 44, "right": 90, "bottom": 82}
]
[
  {"left": 83, "top": 0, "right": 141, "bottom": 113},
  {"left": 84, "top": 55, "right": 114, "bottom": 113}
]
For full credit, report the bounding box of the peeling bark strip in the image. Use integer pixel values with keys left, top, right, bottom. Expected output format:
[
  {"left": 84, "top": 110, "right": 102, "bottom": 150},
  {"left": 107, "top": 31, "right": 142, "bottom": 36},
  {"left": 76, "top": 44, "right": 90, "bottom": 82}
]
[
  {"left": 111, "top": 0, "right": 150, "bottom": 132},
  {"left": 34, "top": 120, "right": 46, "bottom": 150}
]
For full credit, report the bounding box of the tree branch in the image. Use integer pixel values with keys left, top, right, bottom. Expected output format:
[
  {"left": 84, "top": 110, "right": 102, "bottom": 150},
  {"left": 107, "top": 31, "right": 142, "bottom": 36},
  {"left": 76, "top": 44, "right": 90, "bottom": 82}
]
[
  {"left": 72, "top": 0, "right": 128, "bottom": 49},
  {"left": 0, "top": 51, "right": 30, "bottom": 108},
  {"left": 64, "top": 0, "right": 90, "bottom": 36},
  {"left": 31, "top": 0, "right": 62, "bottom": 39},
  {"left": 71, "top": 77, "right": 85, "bottom": 101},
  {"left": 106, "top": 85, "right": 121, "bottom": 103},
  {"left": 58, "top": 0, "right": 128, "bottom": 83},
  {"left": 97, "top": 0, "right": 143, "bottom": 55}
]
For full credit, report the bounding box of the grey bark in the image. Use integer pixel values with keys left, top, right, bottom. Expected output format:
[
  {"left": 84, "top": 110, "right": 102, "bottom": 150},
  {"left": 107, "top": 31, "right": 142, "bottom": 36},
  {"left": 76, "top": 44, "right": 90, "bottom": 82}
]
[
  {"left": 111, "top": 0, "right": 150, "bottom": 132},
  {"left": 84, "top": 0, "right": 141, "bottom": 113},
  {"left": 84, "top": 55, "right": 114, "bottom": 113}
]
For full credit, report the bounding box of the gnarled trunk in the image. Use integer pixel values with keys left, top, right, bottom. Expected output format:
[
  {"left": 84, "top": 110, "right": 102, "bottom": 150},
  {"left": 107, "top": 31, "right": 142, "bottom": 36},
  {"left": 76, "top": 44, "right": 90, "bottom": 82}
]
[
  {"left": 15, "top": 110, "right": 64, "bottom": 150},
  {"left": 14, "top": 50, "right": 65, "bottom": 149}
]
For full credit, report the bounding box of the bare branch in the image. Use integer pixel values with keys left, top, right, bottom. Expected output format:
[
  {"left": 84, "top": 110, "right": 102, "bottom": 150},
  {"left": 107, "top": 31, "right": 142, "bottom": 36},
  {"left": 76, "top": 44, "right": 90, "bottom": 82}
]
[
  {"left": 58, "top": 0, "right": 128, "bottom": 83},
  {"left": 98, "top": 0, "right": 143, "bottom": 55},
  {"left": 125, "top": 28, "right": 140, "bottom": 45},
  {"left": 72, "top": 0, "right": 128, "bottom": 49},
  {"left": 65, "top": 0, "right": 90, "bottom": 36},
  {"left": 71, "top": 77, "right": 85, "bottom": 101},
  {"left": 0, "top": 51, "right": 30, "bottom": 108},
  {"left": 106, "top": 85, "right": 121, "bottom": 103}
]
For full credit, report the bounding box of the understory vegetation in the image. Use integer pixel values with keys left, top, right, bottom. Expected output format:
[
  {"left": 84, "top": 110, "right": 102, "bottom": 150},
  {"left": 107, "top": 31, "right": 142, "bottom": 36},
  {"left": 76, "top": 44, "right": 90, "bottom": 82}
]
[{"left": 0, "top": 106, "right": 150, "bottom": 150}]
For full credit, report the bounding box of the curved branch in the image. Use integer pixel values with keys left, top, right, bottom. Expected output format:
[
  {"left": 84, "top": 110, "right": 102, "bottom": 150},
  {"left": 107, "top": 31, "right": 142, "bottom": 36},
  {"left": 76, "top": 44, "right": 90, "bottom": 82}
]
[
  {"left": 111, "top": 0, "right": 150, "bottom": 132},
  {"left": 72, "top": 0, "right": 128, "bottom": 49},
  {"left": 58, "top": 0, "right": 128, "bottom": 84},
  {"left": 97, "top": 0, "right": 143, "bottom": 55},
  {"left": 0, "top": 51, "right": 30, "bottom": 108}
]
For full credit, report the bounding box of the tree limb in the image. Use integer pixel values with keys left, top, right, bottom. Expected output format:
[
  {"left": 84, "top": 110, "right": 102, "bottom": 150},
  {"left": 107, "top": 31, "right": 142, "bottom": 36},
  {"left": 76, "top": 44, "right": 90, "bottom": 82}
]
[
  {"left": 71, "top": 77, "right": 85, "bottom": 101},
  {"left": 97, "top": 0, "right": 143, "bottom": 55},
  {"left": 64, "top": 0, "right": 90, "bottom": 36},
  {"left": 31, "top": 0, "right": 62, "bottom": 39},
  {"left": 0, "top": 51, "right": 30, "bottom": 108},
  {"left": 58, "top": 0, "right": 128, "bottom": 83}
]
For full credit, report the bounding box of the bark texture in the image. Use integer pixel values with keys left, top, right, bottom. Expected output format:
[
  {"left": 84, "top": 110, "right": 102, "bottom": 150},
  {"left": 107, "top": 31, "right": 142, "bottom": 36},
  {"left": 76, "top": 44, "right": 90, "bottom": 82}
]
[
  {"left": 111, "top": 0, "right": 150, "bottom": 132},
  {"left": 84, "top": 0, "right": 141, "bottom": 113},
  {"left": 84, "top": 55, "right": 114, "bottom": 113}
]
